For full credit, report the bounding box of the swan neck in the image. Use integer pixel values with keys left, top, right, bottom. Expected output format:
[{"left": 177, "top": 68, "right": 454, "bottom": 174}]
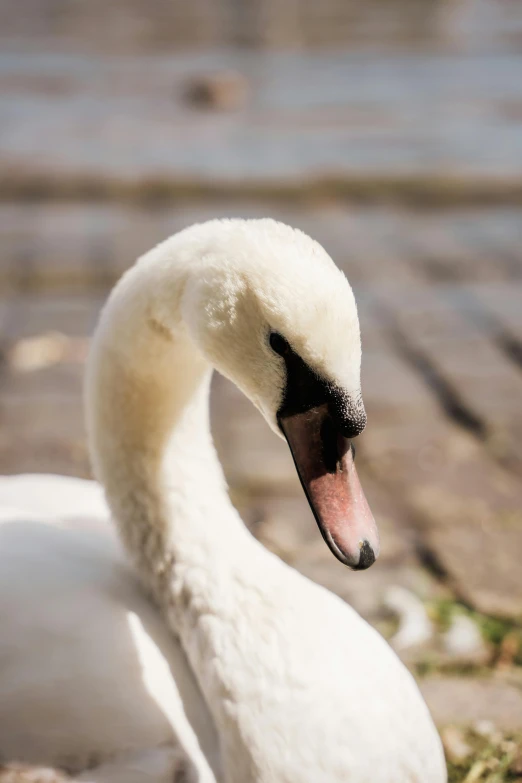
[{"left": 86, "top": 258, "right": 238, "bottom": 608}]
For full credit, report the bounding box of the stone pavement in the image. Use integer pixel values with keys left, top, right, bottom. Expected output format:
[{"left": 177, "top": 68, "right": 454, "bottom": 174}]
[
  {"left": 2, "top": 3, "right": 522, "bottom": 776},
  {"left": 2, "top": 201, "right": 522, "bottom": 783},
  {"left": 1, "top": 201, "right": 521, "bottom": 658}
]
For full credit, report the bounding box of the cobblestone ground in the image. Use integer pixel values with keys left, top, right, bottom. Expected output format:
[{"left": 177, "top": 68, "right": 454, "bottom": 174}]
[
  {"left": 1, "top": 201, "right": 521, "bottom": 780},
  {"left": 1, "top": 1, "right": 522, "bottom": 776}
]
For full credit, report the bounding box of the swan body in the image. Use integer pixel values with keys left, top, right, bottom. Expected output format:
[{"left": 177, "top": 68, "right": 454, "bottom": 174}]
[
  {"left": 0, "top": 219, "right": 446, "bottom": 782},
  {"left": 0, "top": 475, "right": 219, "bottom": 782}
]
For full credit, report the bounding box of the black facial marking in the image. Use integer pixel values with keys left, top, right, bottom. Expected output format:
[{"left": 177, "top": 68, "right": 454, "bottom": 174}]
[{"left": 273, "top": 333, "right": 367, "bottom": 438}]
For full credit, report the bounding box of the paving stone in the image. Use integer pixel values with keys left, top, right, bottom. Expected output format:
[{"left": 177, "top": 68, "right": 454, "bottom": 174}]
[
  {"left": 2, "top": 361, "right": 85, "bottom": 400},
  {"left": 211, "top": 373, "right": 300, "bottom": 493},
  {"left": 2, "top": 203, "right": 521, "bottom": 293},
  {"left": 421, "top": 677, "right": 522, "bottom": 731},
  {"left": 421, "top": 498, "right": 522, "bottom": 619},
  {"left": 469, "top": 282, "right": 522, "bottom": 342},
  {"left": 382, "top": 285, "right": 522, "bottom": 468},
  {"left": 0, "top": 294, "right": 103, "bottom": 340},
  {"left": 401, "top": 209, "right": 522, "bottom": 283},
  {"left": 0, "top": 396, "right": 88, "bottom": 477},
  {"left": 0, "top": 300, "right": 8, "bottom": 338},
  {"left": 359, "top": 329, "right": 522, "bottom": 617}
]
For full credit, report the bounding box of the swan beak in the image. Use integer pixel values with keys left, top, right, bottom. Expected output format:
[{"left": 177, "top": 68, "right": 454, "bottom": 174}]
[{"left": 279, "top": 404, "right": 380, "bottom": 570}]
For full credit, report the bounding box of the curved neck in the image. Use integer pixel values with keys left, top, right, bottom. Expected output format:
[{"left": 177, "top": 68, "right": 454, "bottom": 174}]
[
  {"left": 86, "top": 256, "right": 253, "bottom": 624},
  {"left": 86, "top": 242, "right": 294, "bottom": 783}
]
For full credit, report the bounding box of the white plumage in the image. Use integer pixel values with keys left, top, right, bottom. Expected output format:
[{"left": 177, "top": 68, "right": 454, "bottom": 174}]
[{"left": 0, "top": 219, "right": 446, "bottom": 783}]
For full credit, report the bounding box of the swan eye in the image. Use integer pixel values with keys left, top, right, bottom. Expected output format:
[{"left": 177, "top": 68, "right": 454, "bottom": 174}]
[{"left": 269, "top": 332, "right": 291, "bottom": 357}]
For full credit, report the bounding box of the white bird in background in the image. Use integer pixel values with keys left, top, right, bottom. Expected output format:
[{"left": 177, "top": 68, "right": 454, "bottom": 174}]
[{"left": 0, "top": 219, "right": 447, "bottom": 783}]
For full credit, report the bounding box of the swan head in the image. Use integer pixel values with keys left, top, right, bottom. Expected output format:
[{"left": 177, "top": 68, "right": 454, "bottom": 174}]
[{"left": 178, "top": 218, "right": 379, "bottom": 570}]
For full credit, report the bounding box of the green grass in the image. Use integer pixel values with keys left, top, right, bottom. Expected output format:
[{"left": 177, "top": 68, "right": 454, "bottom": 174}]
[
  {"left": 428, "top": 598, "right": 522, "bottom": 668},
  {"left": 446, "top": 728, "right": 522, "bottom": 782}
]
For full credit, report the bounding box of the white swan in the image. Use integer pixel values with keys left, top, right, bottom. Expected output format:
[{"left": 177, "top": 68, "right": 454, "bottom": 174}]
[{"left": 0, "top": 219, "right": 446, "bottom": 783}]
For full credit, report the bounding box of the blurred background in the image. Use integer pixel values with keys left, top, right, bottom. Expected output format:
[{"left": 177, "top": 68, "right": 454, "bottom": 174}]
[{"left": 1, "top": 0, "right": 522, "bottom": 777}]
